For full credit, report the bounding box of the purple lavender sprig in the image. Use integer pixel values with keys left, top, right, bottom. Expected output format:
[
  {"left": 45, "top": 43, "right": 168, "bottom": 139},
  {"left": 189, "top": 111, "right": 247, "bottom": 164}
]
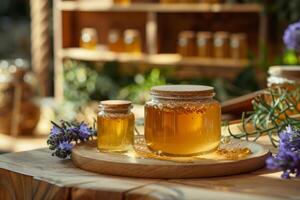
[
  {"left": 47, "top": 120, "right": 96, "bottom": 159},
  {"left": 283, "top": 21, "right": 300, "bottom": 52},
  {"left": 266, "top": 126, "right": 300, "bottom": 179}
]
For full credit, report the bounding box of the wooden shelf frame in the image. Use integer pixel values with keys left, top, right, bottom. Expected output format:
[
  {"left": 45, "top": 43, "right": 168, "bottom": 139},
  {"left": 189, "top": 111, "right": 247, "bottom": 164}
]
[
  {"left": 57, "top": 1, "right": 263, "bottom": 13},
  {"left": 53, "top": 0, "right": 266, "bottom": 100},
  {"left": 60, "top": 48, "right": 250, "bottom": 68}
]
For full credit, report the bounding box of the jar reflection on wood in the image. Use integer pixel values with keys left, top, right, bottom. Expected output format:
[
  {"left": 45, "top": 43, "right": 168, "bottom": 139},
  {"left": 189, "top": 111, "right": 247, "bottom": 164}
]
[
  {"left": 79, "top": 28, "right": 98, "bottom": 50},
  {"left": 97, "top": 100, "right": 135, "bottom": 153},
  {"left": 108, "top": 29, "right": 124, "bottom": 52},
  {"left": 144, "top": 85, "right": 221, "bottom": 156},
  {"left": 197, "top": 31, "right": 213, "bottom": 58},
  {"left": 230, "top": 33, "right": 248, "bottom": 59},
  {"left": 0, "top": 59, "right": 40, "bottom": 136},
  {"left": 178, "top": 31, "right": 196, "bottom": 57},
  {"left": 124, "top": 29, "right": 142, "bottom": 54},
  {"left": 214, "top": 31, "right": 230, "bottom": 58}
]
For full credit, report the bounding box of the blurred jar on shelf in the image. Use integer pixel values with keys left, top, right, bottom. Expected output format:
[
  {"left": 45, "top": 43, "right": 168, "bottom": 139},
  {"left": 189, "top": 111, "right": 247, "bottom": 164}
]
[
  {"left": 124, "top": 29, "right": 142, "bottom": 54},
  {"left": 0, "top": 59, "right": 40, "bottom": 136},
  {"left": 108, "top": 29, "right": 124, "bottom": 52},
  {"left": 197, "top": 31, "right": 213, "bottom": 58},
  {"left": 113, "top": 0, "right": 131, "bottom": 5},
  {"left": 230, "top": 33, "right": 248, "bottom": 59},
  {"left": 79, "top": 28, "right": 98, "bottom": 50},
  {"left": 178, "top": 31, "right": 196, "bottom": 57},
  {"left": 214, "top": 31, "right": 230, "bottom": 58}
]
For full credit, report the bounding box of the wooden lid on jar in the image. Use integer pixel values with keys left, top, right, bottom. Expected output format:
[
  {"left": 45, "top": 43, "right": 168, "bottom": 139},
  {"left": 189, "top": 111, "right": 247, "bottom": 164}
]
[
  {"left": 124, "top": 29, "right": 140, "bottom": 37},
  {"left": 197, "top": 31, "right": 213, "bottom": 39},
  {"left": 214, "top": 31, "right": 230, "bottom": 39},
  {"left": 230, "top": 33, "right": 247, "bottom": 40},
  {"left": 150, "top": 85, "right": 215, "bottom": 98},
  {"left": 268, "top": 66, "right": 300, "bottom": 81},
  {"left": 178, "top": 31, "right": 195, "bottom": 39},
  {"left": 100, "top": 100, "right": 132, "bottom": 110}
]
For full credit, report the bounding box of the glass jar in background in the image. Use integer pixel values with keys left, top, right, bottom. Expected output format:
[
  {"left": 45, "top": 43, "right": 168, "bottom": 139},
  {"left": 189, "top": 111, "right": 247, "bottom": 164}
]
[
  {"left": 113, "top": 0, "right": 131, "bottom": 5},
  {"left": 97, "top": 100, "right": 135, "bottom": 153},
  {"left": 197, "top": 31, "right": 213, "bottom": 58},
  {"left": 108, "top": 29, "right": 124, "bottom": 52},
  {"left": 124, "top": 29, "right": 142, "bottom": 54},
  {"left": 144, "top": 85, "right": 221, "bottom": 156},
  {"left": 267, "top": 66, "right": 300, "bottom": 88},
  {"left": 79, "top": 28, "right": 98, "bottom": 50},
  {"left": 178, "top": 31, "right": 196, "bottom": 57},
  {"left": 230, "top": 33, "right": 248, "bottom": 59},
  {"left": 214, "top": 31, "right": 230, "bottom": 58},
  {"left": 267, "top": 66, "right": 300, "bottom": 119}
]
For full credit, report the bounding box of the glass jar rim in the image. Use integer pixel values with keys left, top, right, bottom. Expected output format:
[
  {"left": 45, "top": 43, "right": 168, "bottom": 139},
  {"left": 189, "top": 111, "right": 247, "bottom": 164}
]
[{"left": 150, "top": 85, "right": 215, "bottom": 99}]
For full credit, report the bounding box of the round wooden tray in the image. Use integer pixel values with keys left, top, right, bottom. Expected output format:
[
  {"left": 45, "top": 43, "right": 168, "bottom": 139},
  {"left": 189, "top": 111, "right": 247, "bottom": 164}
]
[{"left": 72, "top": 139, "right": 270, "bottom": 179}]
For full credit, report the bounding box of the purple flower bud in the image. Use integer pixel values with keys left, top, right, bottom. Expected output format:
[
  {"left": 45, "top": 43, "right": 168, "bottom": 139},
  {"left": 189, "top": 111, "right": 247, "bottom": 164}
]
[
  {"left": 266, "top": 125, "right": 300, "bottom": 179},
  {"left": 58, "top": 141, "right": 73, "bottom": 151},
  {"left": 50, "top": 126, "right": 61, "bottom": 136},
  {"left": 78, "top": 123, "right": 92, "bottom": 139},
  {"left": 283, "top": 21, "right": 300, "bottom": 51}
]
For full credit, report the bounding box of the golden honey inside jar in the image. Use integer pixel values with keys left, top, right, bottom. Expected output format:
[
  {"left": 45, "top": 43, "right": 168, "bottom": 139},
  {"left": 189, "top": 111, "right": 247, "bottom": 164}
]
[
  {"left": 97, "top": 100, "right": 135, "bottom": 153},
  {"left": 145, "top": 85, "right": 221, "bottom": 156}
]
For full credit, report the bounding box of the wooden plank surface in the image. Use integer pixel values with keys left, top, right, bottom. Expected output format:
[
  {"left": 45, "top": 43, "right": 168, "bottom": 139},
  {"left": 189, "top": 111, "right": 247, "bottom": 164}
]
[
  {"left": 0, "top": 149, "right": 159, "bottom": 200},
  {"left": 0, "top": 147, "right": 299, "bottom": 199}
]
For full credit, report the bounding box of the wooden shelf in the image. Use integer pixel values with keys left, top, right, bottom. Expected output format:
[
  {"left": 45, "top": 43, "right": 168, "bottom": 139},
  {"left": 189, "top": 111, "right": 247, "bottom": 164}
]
[
  {"left": 60, "top": 48, "right": 249, "bottom": 68},
  {"left": 57, "top": 1, "right": 263, "bottom": 13}
]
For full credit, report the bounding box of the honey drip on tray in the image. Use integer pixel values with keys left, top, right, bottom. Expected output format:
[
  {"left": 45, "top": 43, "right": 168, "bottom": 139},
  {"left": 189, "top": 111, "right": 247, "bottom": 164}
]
[{"left": 131, "top": 136, "right": 252, "bottom": 163}]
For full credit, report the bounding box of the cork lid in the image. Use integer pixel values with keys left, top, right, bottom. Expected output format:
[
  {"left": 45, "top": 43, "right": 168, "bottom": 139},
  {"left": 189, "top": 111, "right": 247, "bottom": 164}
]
[
  {"left": 100, "top": 100, "right": 132, "bottom": 110},
  {"left": 197, "top": 31, "right": 213, "bottom": 38},
  {"left": 179, "top": 31, "right": 195, "bottom": 39},
  {"left": 268, "top": 66, "right": 300, "bottom": 81},
  {"left": 124, "top": 29, "right": 140, "bottom": 37},
  {"left": 230, "top": 33, "right": 247, "bottom": 40},
  {"left": 150, "top": 85, "right": 215, "bottom": 99},
  {"left": 214, "top": 31, "right": 230, "bottom": 38}
]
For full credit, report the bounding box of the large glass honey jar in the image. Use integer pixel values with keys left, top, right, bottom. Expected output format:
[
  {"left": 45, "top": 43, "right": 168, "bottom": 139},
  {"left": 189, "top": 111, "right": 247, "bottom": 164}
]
[
  {"left": 97, "top": 100, "right": 135, "bottom": 153},
  {"left": 214, "top": 31, "right": 230, "bottom": 58},
  {"left": 144, "top": 85, "right": 221, "bottom": 156}
]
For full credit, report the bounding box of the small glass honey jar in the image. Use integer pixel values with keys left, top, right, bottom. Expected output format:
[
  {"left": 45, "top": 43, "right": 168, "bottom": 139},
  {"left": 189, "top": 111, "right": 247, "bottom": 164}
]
[
  {"left": 108, "top": 29, "right": 124, "bottom": 52},
  {"left": 97, "top": 100, "right": 135, "bottom": 153},
  {"left": 197, "top": 31, "right": 213, "bottom": 58},
  {"left": 214, "top": 31, "right": 230, "bottom": 58},
  {"left": 177, "top": 31, "right": 196, "bottom": 57},
  {"left": 230, "top": 33, "right": 248, "bottom": 59},
  {"left": 79, "top": 28, "right": 98, "bottom": 50},
  {"left": 124, "top": 29, "right": 142, "bottom": 54},
  {"left": 144, "top": 85, "right": 221, "bottom": 156}
]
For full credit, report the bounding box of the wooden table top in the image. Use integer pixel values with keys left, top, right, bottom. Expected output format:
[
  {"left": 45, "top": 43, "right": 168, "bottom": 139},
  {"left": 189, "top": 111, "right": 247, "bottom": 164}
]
[{"left": 0, "top": 147, "right": 299, "bottom": 200}]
